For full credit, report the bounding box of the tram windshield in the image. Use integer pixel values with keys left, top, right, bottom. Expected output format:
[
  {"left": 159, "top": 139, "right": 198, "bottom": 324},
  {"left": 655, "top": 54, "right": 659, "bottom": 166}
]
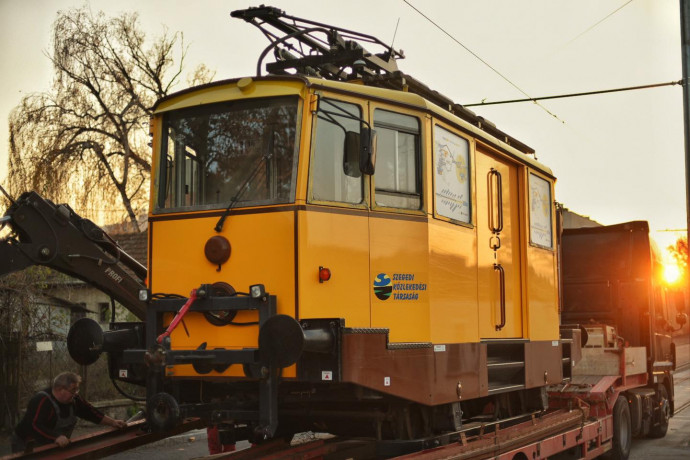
[{"left": 156, "top": 96, "right": 299, "bottom": 212}]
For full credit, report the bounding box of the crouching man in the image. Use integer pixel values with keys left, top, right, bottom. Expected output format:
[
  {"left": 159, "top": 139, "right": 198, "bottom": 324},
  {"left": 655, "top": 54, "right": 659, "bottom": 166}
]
[{"left": 12, "top": 371, "right": 127, "bottom": 453}]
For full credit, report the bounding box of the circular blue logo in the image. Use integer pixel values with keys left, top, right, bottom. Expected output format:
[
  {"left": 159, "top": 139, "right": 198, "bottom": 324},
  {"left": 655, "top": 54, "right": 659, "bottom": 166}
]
[{"left": 373, "top": 273, "right": 392, "bottom": 300}]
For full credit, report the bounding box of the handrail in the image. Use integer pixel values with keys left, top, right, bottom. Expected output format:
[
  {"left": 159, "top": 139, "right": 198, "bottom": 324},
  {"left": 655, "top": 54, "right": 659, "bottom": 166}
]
[
  {"left": 494, "top": 263, "right": 506, "bottom": 331},
  {"left": 488, "top": 168, "right": 503, "bottom": 234}
]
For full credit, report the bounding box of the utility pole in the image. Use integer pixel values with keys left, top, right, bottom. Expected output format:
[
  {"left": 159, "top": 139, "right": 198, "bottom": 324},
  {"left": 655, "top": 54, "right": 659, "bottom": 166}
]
[{"left": 681, "top": 0, "right": 690, "bottom": 300}]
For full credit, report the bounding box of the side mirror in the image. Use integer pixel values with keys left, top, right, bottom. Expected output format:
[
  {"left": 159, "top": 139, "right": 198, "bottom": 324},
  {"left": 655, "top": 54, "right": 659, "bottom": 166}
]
[
  {"left": 677, "top": 312, "right": 688, "bottom": 328},
  {"left": 344, "top": 131, "right": 362, "bottom": 178},
  {"left": 360, "top": 127, "right": 376, "bottom": 176},
  {"left": 344, "top": 128, "right": 377, "bottom": 177}
]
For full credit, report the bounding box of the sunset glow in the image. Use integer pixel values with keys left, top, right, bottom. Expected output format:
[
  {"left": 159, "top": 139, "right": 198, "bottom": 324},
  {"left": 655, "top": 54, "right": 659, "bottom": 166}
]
[{"left": 664, "top": 262, "right": 681, "bottom": 285}]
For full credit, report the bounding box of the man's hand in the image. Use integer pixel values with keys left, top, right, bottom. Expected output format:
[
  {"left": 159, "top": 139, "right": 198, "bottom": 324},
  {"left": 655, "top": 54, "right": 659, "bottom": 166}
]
[
  {"left": 102, "top": 415, "right": 128, "bottom": 429},
  {"left": 112, "top": 419, "right": 127, "bottom": 429},
  {"left": 55, "top": 435, "right": 70, "bottom": 447}
]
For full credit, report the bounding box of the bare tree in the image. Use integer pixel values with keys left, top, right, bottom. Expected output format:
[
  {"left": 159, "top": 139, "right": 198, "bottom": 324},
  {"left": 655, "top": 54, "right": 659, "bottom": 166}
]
[{"left": 8, "top": 6, "right": 213, "bottom": 230}]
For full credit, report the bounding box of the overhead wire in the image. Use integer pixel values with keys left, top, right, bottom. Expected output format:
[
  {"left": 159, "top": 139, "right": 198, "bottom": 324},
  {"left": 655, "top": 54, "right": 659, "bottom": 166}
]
[
  {"left": 401, "top": 0, "right": 565, "bottom": 123},
  {"left": 537, "top": 1, "right": 635, "bottom": 68},
  {"left": 464, "top": 80, "right": 683, "bottom": 107},
  {"left": 560, "top": 1, "right": 634, "bottom": 49}
]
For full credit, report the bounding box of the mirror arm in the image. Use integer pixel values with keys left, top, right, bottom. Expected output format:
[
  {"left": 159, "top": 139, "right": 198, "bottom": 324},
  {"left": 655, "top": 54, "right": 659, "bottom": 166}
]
[
  {"left": 359, "top": 127, "right": 376, "bottom": 176},
  {"left": 316, "top": 113, "right": 347, "bottom": 134}
]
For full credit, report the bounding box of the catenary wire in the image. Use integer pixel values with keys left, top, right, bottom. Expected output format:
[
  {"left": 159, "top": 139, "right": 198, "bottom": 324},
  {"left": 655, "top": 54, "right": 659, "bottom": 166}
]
[
  {"left": 464, "top": 80, "right": 682, "bottom": 106},
  {"left": 401, "top": 0, "right": 565, "bottom": 123},
  {"left": 561, "top": 1, "right": 634, "bottom": 49}
]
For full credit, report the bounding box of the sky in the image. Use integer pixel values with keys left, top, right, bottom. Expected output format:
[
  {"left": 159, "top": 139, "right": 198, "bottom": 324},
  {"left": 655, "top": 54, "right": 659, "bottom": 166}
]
[{"left": 0, "top": 0, "right": 687, "bottom": 252}]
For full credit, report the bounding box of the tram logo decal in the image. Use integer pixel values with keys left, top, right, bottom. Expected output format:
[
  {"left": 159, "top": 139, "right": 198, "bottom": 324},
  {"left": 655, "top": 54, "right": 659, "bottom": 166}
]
[
  {"left": 373, "top": 273, "right": 427, "bottom": 301},
  {"left": 373, "top": 273, "right": 393, "bottom": 300}
]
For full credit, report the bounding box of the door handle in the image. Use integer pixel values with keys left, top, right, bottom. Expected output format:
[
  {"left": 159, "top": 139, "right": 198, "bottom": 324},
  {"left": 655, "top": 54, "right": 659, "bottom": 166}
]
[
  {"left": 488, "top": 168, "right": 503, "bottom": 234},
  {"left": 494, "top": 263, "right": 506, "bottom": 331}
]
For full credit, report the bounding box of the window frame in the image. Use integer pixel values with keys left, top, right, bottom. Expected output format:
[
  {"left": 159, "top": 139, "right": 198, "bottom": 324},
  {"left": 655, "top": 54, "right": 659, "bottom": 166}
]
[
  {"left": 528, "top": 171, "right": 555, "bottom": 250},
  {"left": 154, "top": 95, "right": 302, "bottom": 214},
  {"left": 307, "top": 94, "right": 369, "bottom": 209},
  {"left": 431, "top": 122, "right": 474, "bottom": 228},
  {"left": 370, "top": 106, "right": 424, "bottom": 213}
]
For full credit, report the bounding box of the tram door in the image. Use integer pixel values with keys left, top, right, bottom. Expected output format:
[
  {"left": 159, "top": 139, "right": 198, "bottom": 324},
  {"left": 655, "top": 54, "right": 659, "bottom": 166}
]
[{"left": 476, "top": 150, "right": 523, "bottom": 339}]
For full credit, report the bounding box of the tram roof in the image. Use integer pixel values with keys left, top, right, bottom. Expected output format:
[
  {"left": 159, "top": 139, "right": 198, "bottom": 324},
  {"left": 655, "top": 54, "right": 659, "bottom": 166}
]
[{"left": 154, "top": 75, "right": 554, "bottom": 179}]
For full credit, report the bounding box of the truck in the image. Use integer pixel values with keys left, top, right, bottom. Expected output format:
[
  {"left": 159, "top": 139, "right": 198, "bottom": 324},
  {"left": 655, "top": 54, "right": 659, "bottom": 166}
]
[{"left": 559, "top": 221, "right": 687, "bottom": 439}]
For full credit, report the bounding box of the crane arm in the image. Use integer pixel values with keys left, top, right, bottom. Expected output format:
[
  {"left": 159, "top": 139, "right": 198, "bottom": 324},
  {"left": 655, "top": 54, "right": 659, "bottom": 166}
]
[{"left": 0, "top": 192, "right": 147, "bottom": 320}]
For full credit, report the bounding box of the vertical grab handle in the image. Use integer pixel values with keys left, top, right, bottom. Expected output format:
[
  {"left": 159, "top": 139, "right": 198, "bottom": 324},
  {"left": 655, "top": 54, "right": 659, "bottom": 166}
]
[
  {"left": 494, "top": 263, "right": 506, "bottom": 331},
  {"left": 488, "top": 168, "right": 503, "bottom": 234}
]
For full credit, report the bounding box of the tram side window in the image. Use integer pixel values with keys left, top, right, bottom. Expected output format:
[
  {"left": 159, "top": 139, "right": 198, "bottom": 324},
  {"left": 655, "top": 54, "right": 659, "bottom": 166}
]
[
  {"left": 310, "top": 99, "right": 364, "bottom": 204},
  {"left": 373, "top": 110, "right": 421, "bottom": 209},
  {"left": 433, "top": 125, "right": 471, "bottom": 224},
  {"left": 528, "top": 173, "right": 553, "bottom": 249}
]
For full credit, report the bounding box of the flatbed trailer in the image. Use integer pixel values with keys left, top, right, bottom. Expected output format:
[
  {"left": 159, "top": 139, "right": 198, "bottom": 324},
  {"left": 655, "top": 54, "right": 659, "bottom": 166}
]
[
  {"left": 395, "top": 408, "right": 605, "bottom": 460},
  {"left": 190, "top": 324, "right": 654, "bottom": 459},
  {"left": 195, "top": 408, "right": 612, "bottom": 459},
  {"left": 0, "top": 366, "right": 642, "bottom": 460}
]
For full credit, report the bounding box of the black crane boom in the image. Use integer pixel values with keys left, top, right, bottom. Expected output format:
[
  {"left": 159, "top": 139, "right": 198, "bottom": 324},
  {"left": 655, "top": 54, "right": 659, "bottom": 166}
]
[{"left": 0, "top": 192, "right": 148, "bottom": 319}]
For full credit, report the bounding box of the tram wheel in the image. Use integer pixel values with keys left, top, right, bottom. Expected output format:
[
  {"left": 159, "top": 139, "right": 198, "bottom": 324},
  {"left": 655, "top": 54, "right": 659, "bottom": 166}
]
[
  {"left": 648, "top": 384, "right": 670, "bottom": 439},
  {"left": 606, "top": 395, "right": 632, "bottom": 460},
  {"left": 147, "top": 392, "right": 180, "bottom": 432}
]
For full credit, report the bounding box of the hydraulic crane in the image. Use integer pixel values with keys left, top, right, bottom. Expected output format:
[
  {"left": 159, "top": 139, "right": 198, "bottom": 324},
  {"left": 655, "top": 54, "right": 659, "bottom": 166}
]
[{"left": 1, "top": 190, "right": 147, "bottom": 319}]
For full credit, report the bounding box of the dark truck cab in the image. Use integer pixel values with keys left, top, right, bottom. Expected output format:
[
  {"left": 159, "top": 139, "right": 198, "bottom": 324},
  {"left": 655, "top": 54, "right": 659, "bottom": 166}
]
[{"left": 561, "top": 221, "right": 686, "bottom": 416}]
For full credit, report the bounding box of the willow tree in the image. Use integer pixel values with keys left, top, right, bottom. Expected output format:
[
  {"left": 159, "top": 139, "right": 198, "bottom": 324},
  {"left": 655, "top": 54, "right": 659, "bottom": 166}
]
[{"left": 8, "top": 7, "right": 212, "bottom": 231}]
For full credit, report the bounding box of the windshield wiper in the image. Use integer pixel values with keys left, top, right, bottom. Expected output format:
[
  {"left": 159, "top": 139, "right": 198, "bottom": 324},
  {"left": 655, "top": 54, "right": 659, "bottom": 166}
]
[{"left": 214, "top": 133, "right": 275, "bottom": 233}]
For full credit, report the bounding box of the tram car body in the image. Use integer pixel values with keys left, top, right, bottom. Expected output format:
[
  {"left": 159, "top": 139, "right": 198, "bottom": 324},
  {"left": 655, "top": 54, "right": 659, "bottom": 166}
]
[
  {"left": 125, "top": 72, "right": 562, "bottom": 437},
  {"left": 68, "top": 6, "right": 564, "bottom": 441}
]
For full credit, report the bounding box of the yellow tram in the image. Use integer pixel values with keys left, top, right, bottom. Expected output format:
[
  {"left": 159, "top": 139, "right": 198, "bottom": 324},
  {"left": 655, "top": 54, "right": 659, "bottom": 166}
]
[
  {"left": 85, "top": 6, "right": 567, "bottom": 441},
  {"left": 150, "top": 74, "right": 560, "bottom": 372}
]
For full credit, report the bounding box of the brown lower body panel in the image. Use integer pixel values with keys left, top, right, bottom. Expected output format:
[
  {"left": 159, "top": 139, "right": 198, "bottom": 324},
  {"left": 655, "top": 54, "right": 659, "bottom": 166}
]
[
  {"left": 525, "top": 340, "right": 565, "bottom": 387},
  {"left": 341, "top": 330, "right": 562, "bottom": 406}
]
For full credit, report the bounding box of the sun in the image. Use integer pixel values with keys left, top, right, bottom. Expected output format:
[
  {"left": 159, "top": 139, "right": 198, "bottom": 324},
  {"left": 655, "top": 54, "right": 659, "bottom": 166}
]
[{"left": 663, "top": 262, "right": 681, "bottom": 285}]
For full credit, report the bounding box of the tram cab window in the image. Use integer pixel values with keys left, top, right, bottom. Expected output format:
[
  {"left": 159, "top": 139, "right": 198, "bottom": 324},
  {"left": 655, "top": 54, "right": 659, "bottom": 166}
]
[
  {"left": 157, "top": 96, "right": 299, "bottom": 212},
  {"left": 310, "top": 99, "right": 364, "bottom": 204},
  {"left": 373, "top": 110, "right": 421, "bottom": 210}
]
